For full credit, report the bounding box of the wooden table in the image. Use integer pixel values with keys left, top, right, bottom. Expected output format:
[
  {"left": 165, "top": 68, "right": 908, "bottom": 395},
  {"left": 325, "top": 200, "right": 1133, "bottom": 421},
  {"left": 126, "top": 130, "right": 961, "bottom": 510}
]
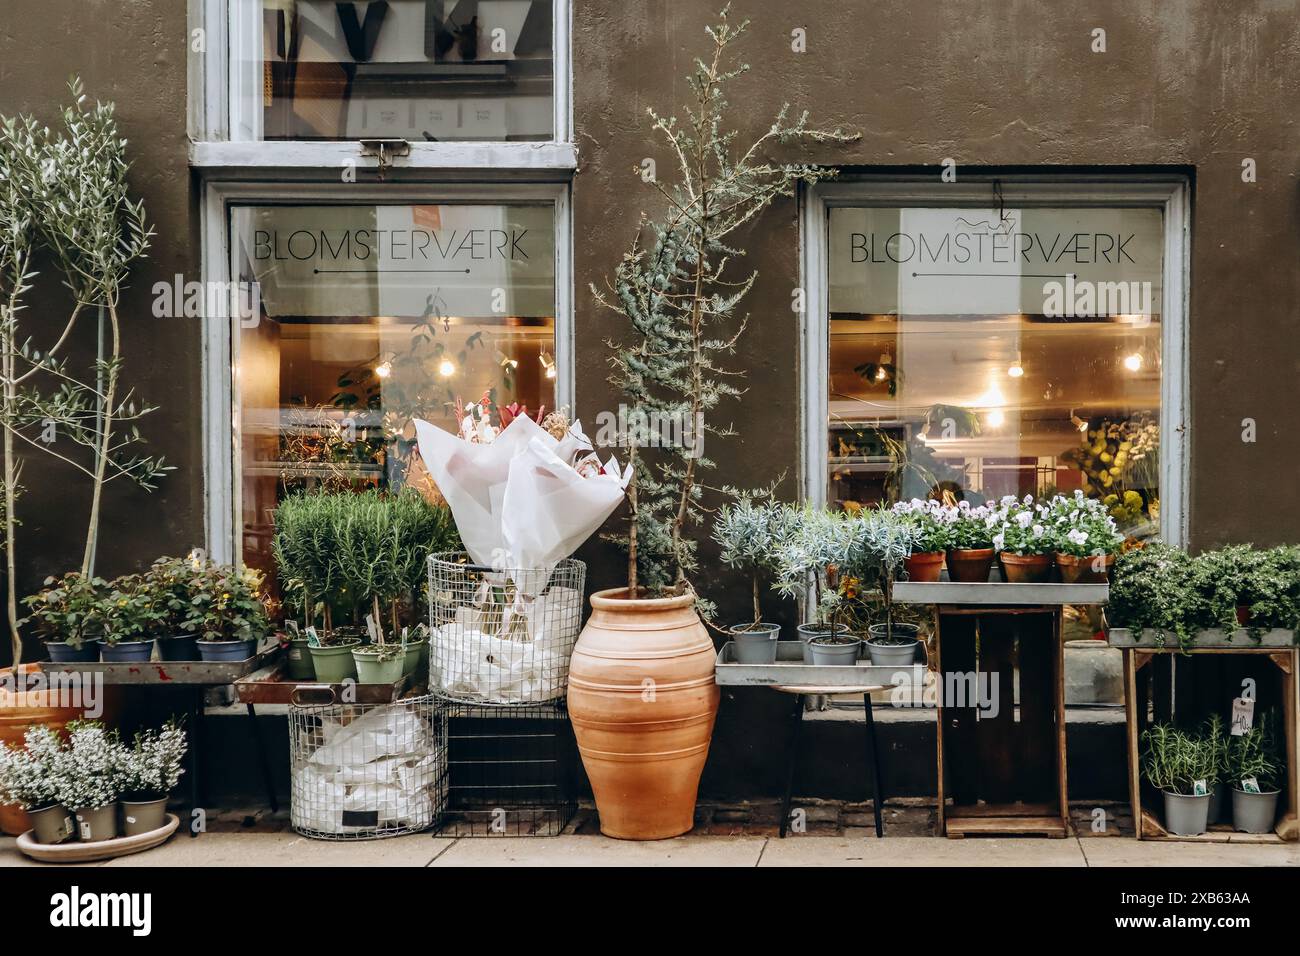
[{"left": 895, "top": 580, "right": 1109, "bottom": 838}]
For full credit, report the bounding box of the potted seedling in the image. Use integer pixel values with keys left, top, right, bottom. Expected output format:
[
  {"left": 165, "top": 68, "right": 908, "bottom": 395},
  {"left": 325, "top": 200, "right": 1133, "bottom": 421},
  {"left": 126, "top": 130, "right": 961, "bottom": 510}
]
[
  {"left": 1045, "top": 491, "right": 1124, "bottom": 583},
  {"left": 115, "top": 720, "right": 186, "bottom": 836},
  {"left": 865, "top": 507, "right": 923, "bottom": 666},
  {"left": 711, "top": 498, "right": 790, "bottom": 664},
  {"left": 0, "top": 725, "right": 74, "bottom": 844},
  {"left": 21, "top": 572, "right": 108, "bottom": 663},
  {"left": 1228, "top": 712, "right": 1282, "bottom": 834},
  {"left": 52, "top": 720, "right": 122, "bottom": 842},
  {"left": 993, "top": 496, "right": 1055, "bottom": 583},
  {"left": 1141, "top": 723, "right": 1218, "bottom": 836},
  {"left": 946, "top": 501, "right": 998, "bottom": 582},
  {"left": 891, "top": 499, "right": 950, "bottom": 582}
]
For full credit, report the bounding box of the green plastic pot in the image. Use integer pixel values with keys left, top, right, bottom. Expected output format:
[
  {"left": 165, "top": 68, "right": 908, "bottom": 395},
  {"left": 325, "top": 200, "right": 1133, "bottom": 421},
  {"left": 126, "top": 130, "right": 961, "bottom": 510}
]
[
  {"left": 283, "top": 638, "right": 316, "bottom": 681},
  {"left": 308, "top": 642, "right": 359, "bottom": 683},
  {"left": 353, "top": 647, "right": 404, "bottom": 684},
  {"left": 401, "top": 638, "right": 426, "bottom": 679}
]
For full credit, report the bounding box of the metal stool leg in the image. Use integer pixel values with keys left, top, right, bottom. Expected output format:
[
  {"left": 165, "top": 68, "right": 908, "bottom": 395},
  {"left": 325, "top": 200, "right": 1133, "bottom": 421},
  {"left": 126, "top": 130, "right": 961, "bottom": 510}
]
[
  {"left": 864, "top": 693, "right": 884, "bottom": 838},
  {"left": 779, "top": 694, "right": 805, "bottom": 838},
  {"left": 246, "top": 703, "right": 279, "bottom": 813}
]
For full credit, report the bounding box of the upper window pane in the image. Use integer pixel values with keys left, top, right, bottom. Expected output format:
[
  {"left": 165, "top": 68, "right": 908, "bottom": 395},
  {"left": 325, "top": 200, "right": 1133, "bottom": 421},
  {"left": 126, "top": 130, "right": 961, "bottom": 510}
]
[
  {"left": 234, "top": 0, "right": 554, "bottom": 141},
  {"left": 826, "top": 205, "right": 1163, "bottom": 541}
]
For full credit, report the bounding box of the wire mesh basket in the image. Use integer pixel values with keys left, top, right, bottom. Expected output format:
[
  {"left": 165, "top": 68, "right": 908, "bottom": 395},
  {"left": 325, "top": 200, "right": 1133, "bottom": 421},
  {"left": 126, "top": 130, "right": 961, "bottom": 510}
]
[
  {"left": 289, "top": 691, "right": 447, "bottom": 841},
  {"left": 427, "top": 552, "right": 586, "bottom": 704},
  {"left": 434, "top": 700, "right": 577, "bottom": 837}
]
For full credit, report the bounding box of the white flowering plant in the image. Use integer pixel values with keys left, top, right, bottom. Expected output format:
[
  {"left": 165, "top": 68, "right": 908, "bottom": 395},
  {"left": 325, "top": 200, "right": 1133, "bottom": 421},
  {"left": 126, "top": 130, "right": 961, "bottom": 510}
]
[
  {"left": 0, "top": 725, "right": 63, "bottom": 810},
  {"left": 50, "top": 720, "right": 121, "bottom": 812},
  {"left": 991, "top": 495, "right": 1053, "bottom": 556},
  {"left": 947, "top": 501, "right": 998, "bottom": 551},
  {"left": 116, "top": 720, "right": 187, "bottom": 800},
  {"left": 889, "top": 499, "right": 952, "bottom": 553},
  {"left": 1043, "top": 491, "right": 1125, "bottom": 557}
]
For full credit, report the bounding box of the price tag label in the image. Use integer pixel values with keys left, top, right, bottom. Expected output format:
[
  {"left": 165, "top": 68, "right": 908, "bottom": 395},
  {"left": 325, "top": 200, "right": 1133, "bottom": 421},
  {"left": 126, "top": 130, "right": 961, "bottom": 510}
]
[
  {"left": 1193, "top": 778, "right": 1208, "bottom": 796},
  {"left": 1241, "top": 775, "right": 1261, "bottom": 794},
  {"left": 1231, "top": 697, "right": 1255, "bottom": 736}
]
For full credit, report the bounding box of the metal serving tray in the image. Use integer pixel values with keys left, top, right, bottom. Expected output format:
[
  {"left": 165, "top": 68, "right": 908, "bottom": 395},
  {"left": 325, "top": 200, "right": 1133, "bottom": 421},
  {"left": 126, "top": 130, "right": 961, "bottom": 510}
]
[
  {"left": 892, "top": 581, "right": 1109, "bottom": 606},
  {"left": 715, "top": 640, "right": 927, "bottom": 688},
  {"left": 1108, "top": 627, "right": 1297, "bottom": 649},
  {"left": 37, "top": 640, "right": 280, "bottom": 684}
]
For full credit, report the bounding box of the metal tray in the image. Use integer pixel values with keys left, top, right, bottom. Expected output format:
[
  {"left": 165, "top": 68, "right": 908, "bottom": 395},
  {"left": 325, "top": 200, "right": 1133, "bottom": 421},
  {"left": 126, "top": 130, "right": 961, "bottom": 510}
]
[
  {"left": 715, "top": 640, "right": 928, "bottom": 688},
  {"left": 234, "top": 661, "right": 412, "bottom": 704},
  {"left": 37, "top": 640, "right": 280, "bottom": 684},
  {"left": 1108, "top": 627, "right": 1297, "bottom": 649},
  {"left": 892, "top": 581, "right": 1109, "bottom": 606}
]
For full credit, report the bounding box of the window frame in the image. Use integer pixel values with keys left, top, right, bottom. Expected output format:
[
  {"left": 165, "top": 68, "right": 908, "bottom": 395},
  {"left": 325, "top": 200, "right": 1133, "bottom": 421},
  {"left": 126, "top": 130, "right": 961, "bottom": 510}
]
[{"left": 799, "top": 175, "right": 1190, "bottom": 545}]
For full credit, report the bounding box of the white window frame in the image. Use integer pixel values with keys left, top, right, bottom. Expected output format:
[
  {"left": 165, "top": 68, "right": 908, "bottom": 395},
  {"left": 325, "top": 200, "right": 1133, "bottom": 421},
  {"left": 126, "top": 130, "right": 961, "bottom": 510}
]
[
  {"left": 799, "top": 175, "right": 1190, "bottom": 545},
  {"left": 200, "top": 180, "right": 574, "bottom": 564}
]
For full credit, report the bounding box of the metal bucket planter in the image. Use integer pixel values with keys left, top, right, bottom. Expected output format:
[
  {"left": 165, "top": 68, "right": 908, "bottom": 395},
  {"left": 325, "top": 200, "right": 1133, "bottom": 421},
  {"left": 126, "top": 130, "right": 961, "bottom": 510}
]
[
  {"left": 45, "top": 640, "right": 101, "bottom": 663},
  {"left": 27, "top": 804, "right": 75, "bottom": 845},
  {"left": 1162, "top": 790, "right": 1210, "bottom": 836},
  {"left": 808, "top": 635, "right": 862, "bottom": 666},
  {"left": 156, "top": 633, "right": 200, "bottom": 661},
  {"left": 1231, "top": 787, "right": 1280, "bottom": 834},
  {"left": 119, "top": 796, "right": 169, "bottom": 836},
  {"left": 197, "top": 638, "right": 257, "bottom": 662},
  {"left": 101, "top": 640, "right": 153, "bottom": 663},
  {"left": 866, "top": 623, "right": 920, "bottom": 667},
  {"left": 309, "top": 642, "right": 359, "bottom": 682},
  {"left": 353, "top": 648, "right": 404, "bottom": 684},
  {"left": 728, "top": 623, "right": 780, "bottom": 664},
  {"left": 74, "top": 804, "right": 118, "bottom": 842},
  {"left": 283, "top": 639, "right": 316, "bottom": 680}
]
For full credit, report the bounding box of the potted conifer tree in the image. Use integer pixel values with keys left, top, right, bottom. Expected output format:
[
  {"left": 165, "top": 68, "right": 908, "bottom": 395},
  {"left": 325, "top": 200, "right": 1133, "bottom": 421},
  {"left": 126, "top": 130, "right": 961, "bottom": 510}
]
[{"left": 573, "top": 6, "right": 857, "bottom": 839}]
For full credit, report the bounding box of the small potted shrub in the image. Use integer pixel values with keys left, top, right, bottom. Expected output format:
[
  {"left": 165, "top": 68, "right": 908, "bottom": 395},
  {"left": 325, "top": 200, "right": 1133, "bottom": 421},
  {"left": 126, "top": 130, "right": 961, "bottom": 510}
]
[
  {"left": 1045, "top": 491, "right": 1124, "bottom": 583},
  {"left": 864, "top": 507, "right": 923, "bottom": 666},
  {"left": 188, "top": 561, "right": 271, "bottom": 662},
  {"left": 891, "top": 498, "right": 950, "bottom": 582},
  {"left": 99, "top": 574, "right": 162, "bottom": 662},
  {"left": 353, "top": 629, "right": 406, "bottom": 683},
  {"left": 711, "top": 498, "right": 790, "bottom": 664},
  {"left": 1141, "top": 723, "right": 1218, "bottom": 836},
  {"left": 1227, "top": 712, "right": 1282, "bottom": 834},
  {"left": 993, "top": 496, "right": 1055, "bottom": 583},
  {"left": 144, "top": 555, "right": 207, "bottom": 661},
  {"left": 0, "top": 725, "right": 74, "bottom": 844},
  {"left": 115, "top": 720, "right": 187, "bottom": 836},
  {"left": 52, "top": 720, "right": 122, "bottom": 842},
  {"left": 946, "top": 501, "right": 998, "bottom": 582},
  {"left": 22, "top": 572, "right": 108, "bottom": 662},
  {"left": 773, "top": 508, "right": 859, "bottom": 663}
]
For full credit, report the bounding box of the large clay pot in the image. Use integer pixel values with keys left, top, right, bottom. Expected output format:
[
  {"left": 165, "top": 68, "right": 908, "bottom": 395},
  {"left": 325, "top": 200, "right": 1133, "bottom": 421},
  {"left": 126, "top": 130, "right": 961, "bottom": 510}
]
[{"left": 568, "top": 588, "right": 720, "bottom": 840}]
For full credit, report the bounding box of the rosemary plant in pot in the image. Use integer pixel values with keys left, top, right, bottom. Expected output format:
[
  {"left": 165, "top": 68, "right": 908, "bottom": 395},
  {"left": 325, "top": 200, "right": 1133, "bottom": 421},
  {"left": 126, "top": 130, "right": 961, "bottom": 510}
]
[
  {"left": 1141, "top": 723, "right": 1218, "bottom": 837},
  {"left": 573, "top": 7, "right": 857, "bottom": 839},
  {"left": 115, "top": 720, "right": 186, "bottom": 836},
  {"left": 1228, "top": 712, "right": 1282, "bottom": 834},
  {"left": 711, "top": 498, "right": 790, "bottom": 664},
  {"left": 864, "top": 508, "right": 923, "bottom": 666},
  {"left": 0, "top": 725, "right": 73, "bottom": 844}
]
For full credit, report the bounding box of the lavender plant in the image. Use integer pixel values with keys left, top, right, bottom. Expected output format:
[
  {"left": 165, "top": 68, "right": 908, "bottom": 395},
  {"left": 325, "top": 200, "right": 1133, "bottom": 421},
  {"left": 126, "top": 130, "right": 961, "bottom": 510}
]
[{"left": 593, "top": 6, "right": 857, "bottom": 598}]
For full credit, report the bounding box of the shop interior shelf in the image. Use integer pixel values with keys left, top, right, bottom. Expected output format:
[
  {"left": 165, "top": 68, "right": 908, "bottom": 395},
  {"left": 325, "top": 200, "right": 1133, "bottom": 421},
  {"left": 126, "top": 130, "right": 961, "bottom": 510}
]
[
  {"left": 715, "top": 640, "right": 927, "bottom": 689},
  {"left": 893, "top": 581, "right": 1109, "bottom": 606}
]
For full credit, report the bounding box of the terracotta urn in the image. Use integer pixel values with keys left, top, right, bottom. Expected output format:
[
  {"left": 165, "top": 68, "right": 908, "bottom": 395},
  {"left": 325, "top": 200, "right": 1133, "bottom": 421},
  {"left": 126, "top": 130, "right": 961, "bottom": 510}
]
[
  {"left": 903, "top": 551, "right": 945, "bottom": 582},
  {"left": 1055, "top": 552, "right": 1115, "bottom": 584},
  {"left": 946, "top": 548, "right": 995, "bottom": 583},
  {"left": 1000, "top": 551, "right": 1053, "bottom": 584},
  {"left": 567, "top": 588, "right": 719, "bottom": 840}
]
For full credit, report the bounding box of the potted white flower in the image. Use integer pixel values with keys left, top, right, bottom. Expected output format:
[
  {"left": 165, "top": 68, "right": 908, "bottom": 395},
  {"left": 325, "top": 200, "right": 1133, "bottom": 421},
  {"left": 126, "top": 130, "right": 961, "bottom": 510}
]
[
  {"left": 51, "top": 720, "right": 122, "bottom": 842},
  {"left": 1045, "top": 491, "right": 1124, "bottom": 583},
  {"left": 115, "top": 720, "right": 187, "bottom": 836},
  {"left": 711, "top": 498, "right": 791, "bottom": 664},
  {"left": 890, "top": 499, "right": 951, "bottom": 582},
  {"left": 946, "top": 501, "right": 999, "bottom": 582},
  {"left": 993, "top": 496, "right": 1055, "bottom": 583},
  {"left": 0, "top": 725, "right": 74, "bottom": 845}
]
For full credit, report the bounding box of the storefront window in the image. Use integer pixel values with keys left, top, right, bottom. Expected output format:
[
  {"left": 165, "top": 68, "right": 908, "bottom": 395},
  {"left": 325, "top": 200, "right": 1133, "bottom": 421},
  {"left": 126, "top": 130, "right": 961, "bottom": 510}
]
[
  {"left": 232, "top": 201, "right": 556, "bottom": 576},
  {"left": 826, "top": 205, "right": 1164, "bottom": 541},
  {"left": 234, "top": 0, "right": 555, "bottom": 141}
]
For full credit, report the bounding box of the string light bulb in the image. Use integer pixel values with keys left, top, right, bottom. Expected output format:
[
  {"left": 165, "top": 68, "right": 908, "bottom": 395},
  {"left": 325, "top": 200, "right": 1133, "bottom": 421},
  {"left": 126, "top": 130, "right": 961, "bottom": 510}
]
[{"left": 438, "top": 359, "right": 456, "bottom": 378}]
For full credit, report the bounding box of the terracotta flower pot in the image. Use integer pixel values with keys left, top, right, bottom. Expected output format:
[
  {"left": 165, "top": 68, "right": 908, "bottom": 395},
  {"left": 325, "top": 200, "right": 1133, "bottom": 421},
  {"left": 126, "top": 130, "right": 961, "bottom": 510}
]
[
  {"left": 946, "top": 548, "right": 995, "bottom": 583},
  {"left": 1055, "top": 552, "right": 1115, "bottom": 584},
  {"left": 903, "top": 551, "right": 945, "bottom": 583},
  {"left": 1000, "top": 552, "right": 1053, "bottom": 583},
  {"left": 568, "top": 588, "right": 720, "bottom": 840}
]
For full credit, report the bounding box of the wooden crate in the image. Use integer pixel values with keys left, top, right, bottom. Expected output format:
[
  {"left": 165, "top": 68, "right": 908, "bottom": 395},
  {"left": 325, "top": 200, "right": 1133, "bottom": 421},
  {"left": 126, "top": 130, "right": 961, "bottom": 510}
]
[{"left": 1123, "top": 645, "right": 1299, "bottom": 842}]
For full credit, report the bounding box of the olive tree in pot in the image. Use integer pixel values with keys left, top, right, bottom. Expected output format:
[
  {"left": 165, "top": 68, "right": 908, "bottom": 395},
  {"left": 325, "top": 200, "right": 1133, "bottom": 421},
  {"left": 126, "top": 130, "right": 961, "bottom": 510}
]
[
  {"left": 1141, "top": 723, "right": 1218, "bottom": 836},
  {"left": 115, "top": 720, "right": 186, "bottom": 836},
  {"left": 0, "top": 725, "right": 73, "bottom": 844},
  {"left": 21, "top": 572, "right": 107, "bottom": 662},
  {"left": 1227, "top": 712, "right": 1283, "bottom": 834},
  {"left": 711, "top": 498, "right": 792, "bottom": 663},
  {"left": 576, "top": 6, "right": 857, "bottom": 839},
  {"left": 864, "top": 507, "right": 923, "bottom": 666},
  {"left": 52, "top": 720, "right": 121, "bottom": 842}
]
